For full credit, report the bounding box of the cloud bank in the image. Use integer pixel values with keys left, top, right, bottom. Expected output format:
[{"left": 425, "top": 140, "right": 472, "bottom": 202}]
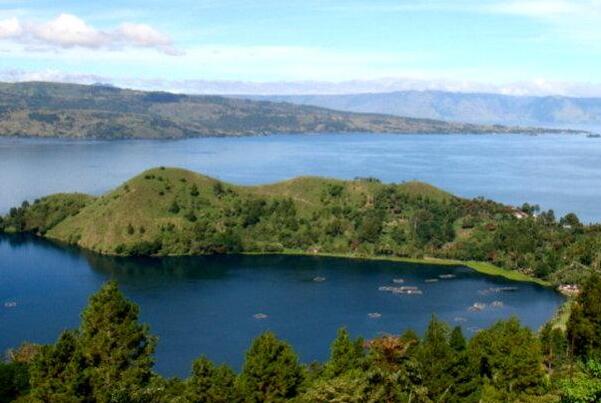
[{"left": 0, "top": 13, "right": 180, "bottom": 55}]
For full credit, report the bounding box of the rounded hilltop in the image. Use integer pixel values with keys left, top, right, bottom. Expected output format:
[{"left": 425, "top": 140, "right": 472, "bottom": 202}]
[{"left": 2, "top": 166, "right": 456, "bottom": 256}]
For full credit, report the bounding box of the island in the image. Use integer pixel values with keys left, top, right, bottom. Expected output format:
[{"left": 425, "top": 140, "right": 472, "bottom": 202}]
[
  {"left": 1, "top": 167, "right": 597, "bottom": 287},
  {"left": 0, "top": 81, "right": 588, "bottom": 139}
]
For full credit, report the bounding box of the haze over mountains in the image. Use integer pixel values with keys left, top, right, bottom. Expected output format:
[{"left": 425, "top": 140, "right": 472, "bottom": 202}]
[
  {"left": 0, "top": 81, "right": 582, "bottom": 139},
  {"left": 246, "top": 91, "right": 601, "bottom": 128}
]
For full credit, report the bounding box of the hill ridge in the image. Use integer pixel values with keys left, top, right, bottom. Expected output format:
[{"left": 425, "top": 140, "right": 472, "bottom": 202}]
[{"left": 0, "top": 81, "right": 587, "bottom": 139}]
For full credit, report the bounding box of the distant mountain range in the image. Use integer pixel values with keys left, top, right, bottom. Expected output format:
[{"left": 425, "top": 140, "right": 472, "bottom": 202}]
[
  {"left": 0, "top": 82, "right": 586, "bottom": 139},
  {"left": 244, "top": 91, "right": 601, "bottom": 128}
]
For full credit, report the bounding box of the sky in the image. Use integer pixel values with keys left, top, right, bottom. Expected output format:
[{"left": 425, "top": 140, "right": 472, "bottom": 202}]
[{"left": 1, "top": 0, "right": 601, "bottom": 95}]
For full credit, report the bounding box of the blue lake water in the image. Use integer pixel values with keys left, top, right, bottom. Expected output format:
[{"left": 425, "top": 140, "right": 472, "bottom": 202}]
[
  {"left": 0, "top": 133, "right": 600, "bottom": 222},
  {"left": 0, "top": 234, "right": 563, "bottom": 377},
  {"left": 0, "top": 133, "right": 589, "bottom": 377}
]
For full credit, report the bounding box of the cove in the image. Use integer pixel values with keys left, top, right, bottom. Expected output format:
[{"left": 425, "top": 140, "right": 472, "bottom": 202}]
[{"left": 0, "top": 233, "right": 564, "bottom": 377}]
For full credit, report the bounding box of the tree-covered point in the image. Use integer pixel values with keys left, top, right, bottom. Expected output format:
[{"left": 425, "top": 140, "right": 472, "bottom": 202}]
[
  {"left": 4, "top": 279, "right": 601, "bottom": 402},
  {"left": 2, "top": 167, "right": 601, "bottom": 286}
]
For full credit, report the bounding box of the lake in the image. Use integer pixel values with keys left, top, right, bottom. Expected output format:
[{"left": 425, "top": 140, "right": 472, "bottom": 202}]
[
  {"left": 0, "top": 233, "right": 564, "bottom": 377},
  {"left": 1, "top": 133, "right": 600, "bottom": 222}
]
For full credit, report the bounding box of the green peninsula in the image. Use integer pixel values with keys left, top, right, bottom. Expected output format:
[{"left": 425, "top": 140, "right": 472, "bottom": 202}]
[{"left": 2, "top": 167, "right": 599, "bottom": 286}]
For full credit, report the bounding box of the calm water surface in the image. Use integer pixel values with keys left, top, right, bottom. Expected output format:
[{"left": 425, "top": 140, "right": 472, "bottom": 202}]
[
  {"left": 0, "top": 133, "right": 588, "bottom": 376},
  {"left": 0, "top": 234, "right": 563, "bottom": 376},
  {"left": 0, "top": 133, "right": 600, "bottom": 221}
]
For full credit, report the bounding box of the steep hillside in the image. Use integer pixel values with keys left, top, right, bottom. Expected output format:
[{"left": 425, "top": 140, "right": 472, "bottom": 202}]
[{"left": 0, "top": 82, "right": 583, "bottom": 138}]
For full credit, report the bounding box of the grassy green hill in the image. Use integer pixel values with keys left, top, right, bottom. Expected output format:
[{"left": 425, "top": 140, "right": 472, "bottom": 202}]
[
  {"left": 3, "top": 167, "right": 600, "bottom": 285},
  {"left": 0, "top": 81, "right": 584, "bottom": 139},
  {"left": 5, "top": 168, "right": 453, "bottom": 255}
]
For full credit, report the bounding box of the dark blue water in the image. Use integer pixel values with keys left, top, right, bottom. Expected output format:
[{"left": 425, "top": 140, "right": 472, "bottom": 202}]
[
  {"left": 1, "top": 133, "right": 600, "bottom": 222},
  {"left": 0, "top": 234, "right": 564, "bottom": 377}
]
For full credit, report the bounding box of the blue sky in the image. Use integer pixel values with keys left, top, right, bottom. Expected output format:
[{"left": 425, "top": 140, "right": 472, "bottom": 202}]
[{"left": 1, "top": 0, "right": 601, "bottom": 95}]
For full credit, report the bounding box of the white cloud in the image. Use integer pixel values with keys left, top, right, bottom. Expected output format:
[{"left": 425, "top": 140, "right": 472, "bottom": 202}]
[
  {"left": 31, "top": 13, "right": 109, "bottom": 48},
  {"left": 0, "top": 13, "right": 179, "bottom": 55},
  {"left": 0, "top": 17, "right": 21, "bottom": 39},
  {"left": 115, "top": 23, "right": 181, "bottom": 55}
]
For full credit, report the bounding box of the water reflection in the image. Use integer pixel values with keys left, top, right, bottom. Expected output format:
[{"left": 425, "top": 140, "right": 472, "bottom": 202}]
[{"left": 0, "top": 233, "right": 564, "bottom": 376}]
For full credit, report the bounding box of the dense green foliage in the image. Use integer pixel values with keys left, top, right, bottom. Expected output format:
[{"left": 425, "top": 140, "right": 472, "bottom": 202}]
[
  {"left": 0, "top": 362, "right": 29, "bottom": 402},
  {"left": 25, "top": 282, "right": 156, "bottom": 402},
  {"left": 3, "top": 168, "right": 601, "bottom": 287},
  {"left": 0, "top": 194, "right": 93, "bottom": 235},
  {"left": 567, "top": 274, "right": 601, "bottom": 359},
  {"left": 3, "top": 280, "right": 601, "bottom": 402},
  {"left": 0, "top": 81, "right": 548, "bottom": 139},
  {"left": 185, "top": 357, "right": 239, "bottom": 403},
  {"left": 560, "top": 359, "right": 601, "bottom": 403},
  {"left": 237, "top": 332, "right": 304, "bottom": 402}
]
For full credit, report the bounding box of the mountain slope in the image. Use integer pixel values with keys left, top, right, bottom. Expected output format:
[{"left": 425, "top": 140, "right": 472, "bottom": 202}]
[
  {"left": 21, "top": 168, "right": 454, "bottom": 254},
  {"left": 246, "top": 91, "right": 601, "bottom": 127},
  {"left": 0, "top": 82, "right": 583, "bottom": 139}
]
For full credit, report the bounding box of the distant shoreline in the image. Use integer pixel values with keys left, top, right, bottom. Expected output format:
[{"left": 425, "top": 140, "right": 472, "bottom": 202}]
[{"left": 0, "top": 129, "right": 592, "bottom": 142}]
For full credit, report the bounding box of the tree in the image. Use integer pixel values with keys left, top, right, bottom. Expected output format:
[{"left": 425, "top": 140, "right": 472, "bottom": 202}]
[
  {"left": 301, "top": 369, "right": 368, "bottom": 403},
  {"left": 365, "top": 334, "right": 422, "bottom": 400},
  {"left": 468, "top": 318, "right": 545, "bottom": 399},
  {"left": 168, "top": 200, "right": 180, "bottom": 214},
  {"left": 560, "top": 359, "right": 601, "bottom": 403},
  {"left": 185, "top": 356, "right": 238, "bottom": 403},
  {"left": 28, "top": 330, "right": 87, "bottom": 402},
  {"left": 0, "top": 361, "right": 30, "bottom": 402},
  {"left": 521, "top": 203, "right": 540, "bottom": 215},
  {"left": 322, "top": 328, "right": 365, "bottom": 379},
  {"left": 78, "top": 281, "right": 157, "bottom": 402},
  {"left": 211, "top": 229, "right": 242, "bottom": 254},
  {"left": 237, "top": 332, "right": 304, "bottom": 402},
  {"left": 213, "top": 182, "right": 225, "bottom": 197},
  {"left": 540, "top": 323, "right": 567, "bottom": 372},
  {"left": 567, "top": 274, "right": 601, "bottom": 359},
  {"left": 416, "top": 315, "right": 456, "bottom": 399},
  {"left": 561, "top": 213, "right": 583, "bottom": 230},
  {"left": 450, "top": 326, "right": 466, "bottom": 352},
  {"left": 357, "top": 210, "right": 383, "bottom": 244}
]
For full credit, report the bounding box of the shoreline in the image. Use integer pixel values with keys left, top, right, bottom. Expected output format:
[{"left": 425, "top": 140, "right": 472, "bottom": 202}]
[
  {"left": 548, "top": 298, "right": 573, "bottom": 330},
  {"left": 240, "top": 250, "right": 551, "bottom": 287},
  {"left": 0, "top": 128, "right": 592, "bottom": 143},
  {"left": 5, "top": 230, "right": 551, "bottom": 287}
]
